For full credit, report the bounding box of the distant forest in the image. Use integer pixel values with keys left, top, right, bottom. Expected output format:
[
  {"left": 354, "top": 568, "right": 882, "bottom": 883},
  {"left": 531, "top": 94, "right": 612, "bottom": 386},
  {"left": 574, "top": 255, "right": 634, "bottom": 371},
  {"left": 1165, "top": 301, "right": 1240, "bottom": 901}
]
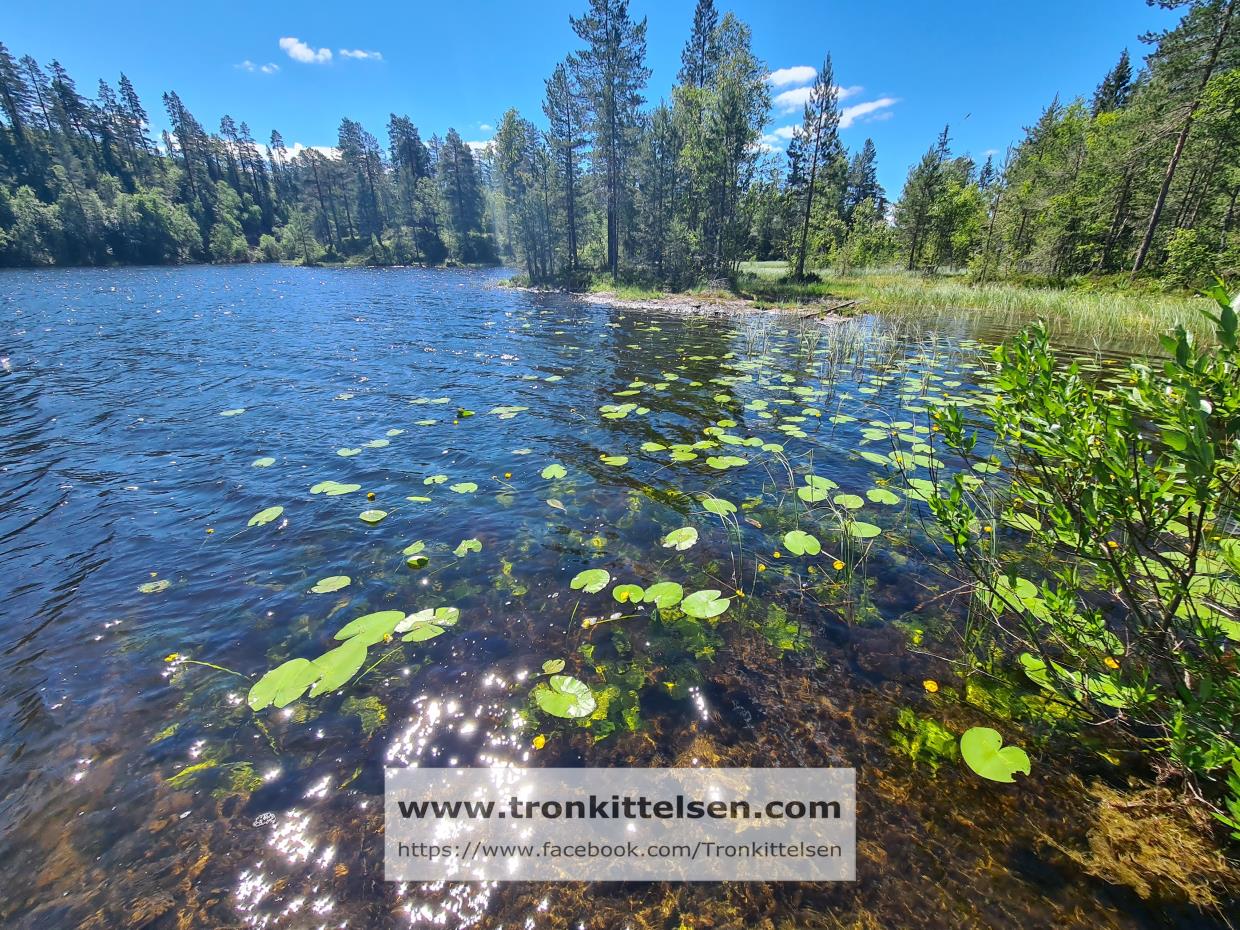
[{"left": 0, "top": 0, "right": 1237, "bottom": 289}]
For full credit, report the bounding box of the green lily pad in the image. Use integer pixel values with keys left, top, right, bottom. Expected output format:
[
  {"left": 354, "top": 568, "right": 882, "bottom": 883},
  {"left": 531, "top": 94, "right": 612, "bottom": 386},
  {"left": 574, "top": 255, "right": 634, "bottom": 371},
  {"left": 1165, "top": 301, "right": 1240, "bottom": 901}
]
[
  {"left": 702, "top": 496, "right": 737, "bottom": 516},
  {"left": 570, "top": 568, "right": 611, "bottom": 594},
  {"left": 534, "top": 674, "right": 597, "bottom": 719},
  {"left": 138, "top": 579, "right": 171, "bottom": 594},
  {"left": 403, "top": 540, "right": 426, "bottom": 556},
  {"left": 661, "top": 526, "right": 699, "bottom": 551},
  {"left": 681, "top": 589, "right": 730, "bottom": 619},
  {"left": 424, "top": 474, "right": 448, "bottom": 485},
  {"left": 706, "top": 455, "right": 748, "bottom": 470},
  {"left": 643, "top": 581, "right": 684, "bottom": 609},
  {"left": 866, "top": 487, "right": 901, "bottom": 505},
  {"left": 310, "top": 575, "right": 351, "bottom": 594},
  {"left": 834, "top": 493, "right": 865, "bottom": 510},
  {"left": 248, "top": 658, "right": 319, "bottom": 710},
  {"left": 337, "top": 447, "right": 362, "bottom": 457},
  {"left": 220, "top": 408, "right": 245, "bottom": 417},
  {"left": 248, "top": 506, "right": 284, "bottom": 527},
  {"left": 542, "top": 658, "right": 566, "bottom": 675},
  {"left": 454, "top": 538, "right": 482, "bottom": 557},
  {"left": 252, "top": 456, "right": 275, "bottom": 468},
  {"left": 782, "top": 530, "right": 821, "bottom": 556},
  {"left": 959, "top": 726, "right": 1032, "bottom": 783},
  {"left": 359, "top": 509, "right": 388, "bottom": 524},
  {"left": 310, "top": 480, "right": 362, "bottom": 496},
  {"left": 309, "top": 638, "right": 368, "bottom": 697},
  {"left": 449, "top": 482, "right": 478, "bottom": 494},
  {"left": 848, "top": 521, "right": 882, "bottom": 539},
  {"left": 334, "top": 610, "right": 405, "bottom": 646},
  {"left": 600, "top": 455, "right": 628, "bottom": 466},
  {"left": 541, "top": 463, "right": 567, "bottom": 480},
  {"left": 612, "top": 583, "right": 645, "bottom": 604}
]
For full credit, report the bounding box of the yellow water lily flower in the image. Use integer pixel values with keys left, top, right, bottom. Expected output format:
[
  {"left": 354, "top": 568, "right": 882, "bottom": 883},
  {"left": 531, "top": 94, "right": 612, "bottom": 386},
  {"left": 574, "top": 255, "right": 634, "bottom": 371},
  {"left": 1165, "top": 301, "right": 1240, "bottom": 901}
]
[
  {"left": 923, "top": 679, "right": 939, "bottom": 693},
  {"left": 833, "top": 559, "right": 845, "bottom": 571},
  {"left": 1104, "top": 656, "right": 1120, "bottom": 669},
  {"left": 1106, "top": 539, "right": 1119, "bottom": 550},
  {"left": 532, "top": 734, "right": 546, "bottom": 750},
  {"left": 757, "top": 563, "right": 767, "bottom": 572},
  {"left": 164, "top": 653, "right": 181, "bottom": 663}
]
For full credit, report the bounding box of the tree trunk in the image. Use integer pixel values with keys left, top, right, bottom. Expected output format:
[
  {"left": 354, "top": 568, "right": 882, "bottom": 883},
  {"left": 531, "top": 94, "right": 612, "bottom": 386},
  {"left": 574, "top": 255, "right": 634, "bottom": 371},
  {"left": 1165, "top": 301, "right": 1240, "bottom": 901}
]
[{"left": 1131, "top": 0, "right": 1235, "bottom": 274}]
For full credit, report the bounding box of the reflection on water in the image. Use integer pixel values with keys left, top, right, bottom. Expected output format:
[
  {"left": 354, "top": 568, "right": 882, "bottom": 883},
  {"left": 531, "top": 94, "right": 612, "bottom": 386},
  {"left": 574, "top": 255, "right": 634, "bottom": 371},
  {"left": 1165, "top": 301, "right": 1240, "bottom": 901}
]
[{"left": 0, "top": 265, "right": 1225, "bottom": 928}]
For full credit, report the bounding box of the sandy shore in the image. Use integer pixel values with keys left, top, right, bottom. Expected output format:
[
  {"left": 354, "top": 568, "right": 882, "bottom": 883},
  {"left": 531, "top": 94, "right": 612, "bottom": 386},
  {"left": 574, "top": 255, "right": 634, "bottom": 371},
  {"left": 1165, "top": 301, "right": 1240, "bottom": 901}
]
[{"left": 579, "top": 289, "right": 859, "bottom": 321}]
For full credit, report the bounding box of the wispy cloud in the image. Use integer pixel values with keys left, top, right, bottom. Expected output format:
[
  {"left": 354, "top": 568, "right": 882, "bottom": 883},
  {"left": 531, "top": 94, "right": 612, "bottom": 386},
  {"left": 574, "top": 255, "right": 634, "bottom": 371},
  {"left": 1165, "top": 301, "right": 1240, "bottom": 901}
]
[
  {"left": 279, "top": 37, "right": 332, "bottom": 64},
  {"left": 236, "top": 60, "right": 280, "bottom": 74},
  {"left": 767, "top": 65, "right": 816, "bottom": 88},
  {"left": 339, "top": 48, "right": 383, "bottom": 61},
  {"left": 840, "top": 97, "right": 899, "bottom": 128},
  {"left": 774, "top": 84, "right": 863, "bottom": 113}
]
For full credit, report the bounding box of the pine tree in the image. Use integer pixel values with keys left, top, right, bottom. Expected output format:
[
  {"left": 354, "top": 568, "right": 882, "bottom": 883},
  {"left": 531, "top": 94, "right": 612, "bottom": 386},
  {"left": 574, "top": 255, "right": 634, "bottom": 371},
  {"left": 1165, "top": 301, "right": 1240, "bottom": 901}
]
[
  {"left": 570, "top": 0, "right": 650, "bottom": 278},
  {"left": 843, "top": 137, "right": 884, "bottom": 222},
  {"left": 1092, "top": 49, "right": 1134, "bottom": 115},
  {"left": 789, "top": 56, "right": 842, "bottom": 279},
  {"left": 543, "top": 60, "right": 587, "bottom": 270},
  {"left": 678, "top": 0, "right": 720, "bottom": 89}
]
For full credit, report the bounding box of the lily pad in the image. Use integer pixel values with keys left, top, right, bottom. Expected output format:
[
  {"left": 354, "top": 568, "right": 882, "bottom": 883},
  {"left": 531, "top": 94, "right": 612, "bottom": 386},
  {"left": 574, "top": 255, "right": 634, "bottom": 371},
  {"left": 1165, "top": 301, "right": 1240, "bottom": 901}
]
[
  {"left": 454, "top": 538, "right": 482, "bottom": 557},
  {"left": 661, "top": 527, "right": 699, "bottom": 551},
  {"left": 337, "top": 447, "right": 362, "bottom": 457},
  {"left": 782, "top": 530, "right": 821, "bottom": 556},
  {"left": 533, "top": 675, "right": 597, "bottom": 719},
  {"left": 542, "top": 658, "right": 566, "bottom": 675},
  {"left": 334, "top": 610, "right": 405, "bottom": 646},
  {"left": 252, "top": 457, "right": 275, "bottom": 468},
  {"left": 248, "top": 658, "right": 319, "bottom": 710},
  {"left": 701, "top": 496, "right": 737, "bottom": 516},
  {"left": 541, "top": 463, "right": 567, "bottom": 480},
  {"left": 424, "top": 474, "right": 448, "bottom": 485},
  {"left": 866, "top": 487, "right": 901, "bottom": 505},
  {"left": 848, "top": 521, "right": 882, "bottom": 539},
  {"left": 681, "top": 589, "right": 730, "bottom": 619},
  {"left": 643, "top": 581, "right": 684, "bottom": 609},
  {"left": 308, "top": 638, "right": 368, "bottom": 697},
  {"left": 600, "top": 455, "right": 628, "bottom": 467},
  {"left": 310, "top": 575, "right": 351, "bottom": 594},
  {"left": 138, "top": 579, "right": 170, "bottom": 594},
  {"left": 570, "top": 568, "right": 611, "bottom": 594},
  {"left": 612, "top": 583, "right": 645, "bottom": 604},
  {"left": 449, "top": 482, "right": 478, "bottom": 494},
  {"left": 833, "top": 493, "right": 865, "bottom": 510},
  {"left": 219, "top": 408, "right": 245, "bottom": 417},
  {"left": 359, "top": 509, "right": 388, "bottom": 524},
  {"left": 959, "top": 726, "right": 1032, "bottom": 783},
  {"left": 248, "top": 506, "right": 284, "bottom": 527},
  {"left": 311, "top": 480, "right": 361, "bottom": 496},
  {"left": 706, "top": 455, "right": 748, "bottom": 470}
]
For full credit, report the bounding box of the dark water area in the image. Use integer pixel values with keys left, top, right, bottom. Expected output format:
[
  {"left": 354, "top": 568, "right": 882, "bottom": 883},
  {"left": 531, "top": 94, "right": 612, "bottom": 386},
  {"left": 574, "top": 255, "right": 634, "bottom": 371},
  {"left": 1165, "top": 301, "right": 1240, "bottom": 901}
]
[{"left": 0, "top": 265, "right": 1227, "bottom": 929}]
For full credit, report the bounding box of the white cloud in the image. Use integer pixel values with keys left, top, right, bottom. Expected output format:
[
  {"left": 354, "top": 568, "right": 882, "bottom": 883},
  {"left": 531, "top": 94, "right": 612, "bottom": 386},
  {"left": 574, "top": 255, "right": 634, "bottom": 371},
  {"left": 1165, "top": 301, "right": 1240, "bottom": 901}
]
[
  {"left": 774, "top": 84, "right": 864, "bottom": 113},
  {"left": 465, "top": 140, "right": 492, "bottom": 153},
  {"left": 479, "top": 123, "right": 493, "bottom": 132},
  {"left": 840, "top": 97, "right": 899, "bottom": 128},
  {"left": 279, "top": 37, "right": 332, "bottom": 64},
  {"left": 339, "top": 48, "right": 383, "bottom": 61},
  {"left": 260, "top": 141, "right": 340, "bottom": 161},
  {"left": 767, "top": 65, "right": 816, "bottom": 87},
  {"left": 236, "top": 60, "right": 280, "bottom": 74},
  {"left": 771, "top": 125, "right": 798, "bottom": 140}
]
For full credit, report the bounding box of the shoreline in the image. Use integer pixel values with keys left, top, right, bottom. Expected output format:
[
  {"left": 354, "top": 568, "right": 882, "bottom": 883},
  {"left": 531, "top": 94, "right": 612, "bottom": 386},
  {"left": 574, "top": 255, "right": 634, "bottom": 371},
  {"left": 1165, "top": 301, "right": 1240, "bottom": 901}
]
[{"left": 504, "top": 281, "right": 860, "bottom": 321}]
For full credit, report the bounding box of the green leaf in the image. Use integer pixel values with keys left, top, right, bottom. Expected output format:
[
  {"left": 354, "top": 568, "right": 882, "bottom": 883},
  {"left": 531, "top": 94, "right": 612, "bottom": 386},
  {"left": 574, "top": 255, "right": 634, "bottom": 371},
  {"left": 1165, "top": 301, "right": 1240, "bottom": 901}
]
[
  {"left": 454, "top": 538, "right": 482, "bottom": 557},
  {"left": 310, "top": 575, "right": 351, "bottom": 594},
  {"left": 248, "top": 506, "right": 283, "bottom": 527},
  {"left": 541, "top": 463, "right": 567, "bottom": 480},
  {"left": 570, "top": 568, "right": 611, "bottom": 594},
  {"left": 334, "top": 610, "right": 405, "bottom": 646},
  {"left": 681, "top": 589, "right": 730, "bottom": 619},
  {"left": 534, "top": 675, "right": 597, "bottom": 718},
  {"left": 959, "top": 726, "right": 1031, "bottom": 783},
  {"left": 661, "top": 526, "right": 699, "bottom": 551},
  {"left": 359, "top": 509, "right": 387, "bottom": 524},
  {"left": 600, "top": 454, "right": 628, "bottom": 466},
  {"left": 252, "top": 456, "right": 275, "bottom": 468},
  {"left": 782, "top": 530, "right": 821, "bottom": 556},
  {"left": 866, "top": 487, "right": 901, "bottom": 505},
  {"left": 848, "top": 521, "right": 882, "bottom": 539},
  {"left": 449, "top": 482, "right": 478, "bottom": 494},
  {"left": 309, "top": 638, "right": 368, "bottom": 697},
  {"left": 402, "top": 540, "right": 426, "bottom": 556},
  {"left": 833, "top": 493, "right": 865, "bottom": 510},
  {"left": 424, "top": 474, "right": 448, "bottom": 485},
  {"left": 701, "top": 495, "right": 737, "bottom": 516},
  {"left": 612, "top": 583, "right": 644, "bottom": 604},
  {"left": 643, "top": 581, "right": 684, "bottom": 609},
  {"left": 542, "top": 658, "right": 566, "bottom": 675},
  {"left": 248, "top": 658, "right": 319, "bottom": 710}
]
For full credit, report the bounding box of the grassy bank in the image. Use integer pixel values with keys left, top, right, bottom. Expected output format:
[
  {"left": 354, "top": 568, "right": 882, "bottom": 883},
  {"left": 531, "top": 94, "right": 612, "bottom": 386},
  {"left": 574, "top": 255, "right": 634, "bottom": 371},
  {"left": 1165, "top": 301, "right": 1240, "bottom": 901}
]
[{"left": 737, "top": 262, "right": 1216, "bottom": 345}]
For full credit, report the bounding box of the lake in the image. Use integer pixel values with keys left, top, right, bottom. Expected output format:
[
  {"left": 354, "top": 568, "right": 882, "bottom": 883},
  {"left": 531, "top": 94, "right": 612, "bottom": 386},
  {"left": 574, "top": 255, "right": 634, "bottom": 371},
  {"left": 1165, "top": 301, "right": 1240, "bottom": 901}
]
[{"left": 0, "top": 265, "right": 1217, "bottom": 928}]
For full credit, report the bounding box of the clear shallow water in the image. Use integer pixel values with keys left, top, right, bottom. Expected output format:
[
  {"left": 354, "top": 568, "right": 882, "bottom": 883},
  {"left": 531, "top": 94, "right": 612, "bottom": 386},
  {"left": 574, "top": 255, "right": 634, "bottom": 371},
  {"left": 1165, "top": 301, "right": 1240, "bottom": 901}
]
[{"left": 0, "top": 265, "right": 1221, "bottom": 929}]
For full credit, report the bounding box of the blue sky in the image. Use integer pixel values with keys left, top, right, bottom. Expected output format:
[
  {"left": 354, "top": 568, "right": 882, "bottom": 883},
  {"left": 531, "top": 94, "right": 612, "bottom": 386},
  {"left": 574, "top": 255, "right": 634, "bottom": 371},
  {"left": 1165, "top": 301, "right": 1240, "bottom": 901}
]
[{"left": 3, "top": 1, "right": 1180, "bottom": 197}]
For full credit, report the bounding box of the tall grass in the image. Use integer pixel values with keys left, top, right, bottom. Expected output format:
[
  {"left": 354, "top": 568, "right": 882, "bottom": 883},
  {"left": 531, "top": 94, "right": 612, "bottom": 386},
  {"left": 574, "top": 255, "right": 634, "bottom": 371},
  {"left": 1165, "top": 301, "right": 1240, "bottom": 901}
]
[{"left": 736, "top": 263, "right": 1214, "bottom": 346}]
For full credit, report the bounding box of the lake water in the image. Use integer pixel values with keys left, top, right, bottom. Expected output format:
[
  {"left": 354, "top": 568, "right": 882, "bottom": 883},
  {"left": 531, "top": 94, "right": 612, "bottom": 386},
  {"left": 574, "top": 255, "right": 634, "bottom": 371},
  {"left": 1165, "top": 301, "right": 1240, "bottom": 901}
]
[{"left": 0, "top": 265, "right": 1220, "bottom": 928}]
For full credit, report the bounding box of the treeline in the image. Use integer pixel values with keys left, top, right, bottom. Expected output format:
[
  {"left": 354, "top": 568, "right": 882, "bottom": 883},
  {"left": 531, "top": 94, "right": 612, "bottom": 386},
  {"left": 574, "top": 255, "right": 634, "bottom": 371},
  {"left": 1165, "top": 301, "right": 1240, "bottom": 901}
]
[
  {"left": 0, "top": 46, "right": 494, "bottom": 266},
  {"left": 1, "top": 0, "right": 1236, "bottom": 287}
]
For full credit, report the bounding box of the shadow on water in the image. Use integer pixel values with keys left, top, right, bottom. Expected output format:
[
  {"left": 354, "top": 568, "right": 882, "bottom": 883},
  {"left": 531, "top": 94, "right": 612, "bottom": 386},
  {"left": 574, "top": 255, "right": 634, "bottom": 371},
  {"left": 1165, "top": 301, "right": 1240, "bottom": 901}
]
[{"left": 0, "top": 264, "right": 1232, "bottom": 929}]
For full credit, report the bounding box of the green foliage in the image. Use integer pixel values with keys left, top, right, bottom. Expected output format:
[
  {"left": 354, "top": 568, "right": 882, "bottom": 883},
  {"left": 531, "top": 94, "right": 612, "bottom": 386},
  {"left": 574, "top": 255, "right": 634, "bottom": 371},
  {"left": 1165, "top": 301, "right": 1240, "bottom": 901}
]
[{"left": 930, "top": 284, "right": 1240, "bottom": 779}]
